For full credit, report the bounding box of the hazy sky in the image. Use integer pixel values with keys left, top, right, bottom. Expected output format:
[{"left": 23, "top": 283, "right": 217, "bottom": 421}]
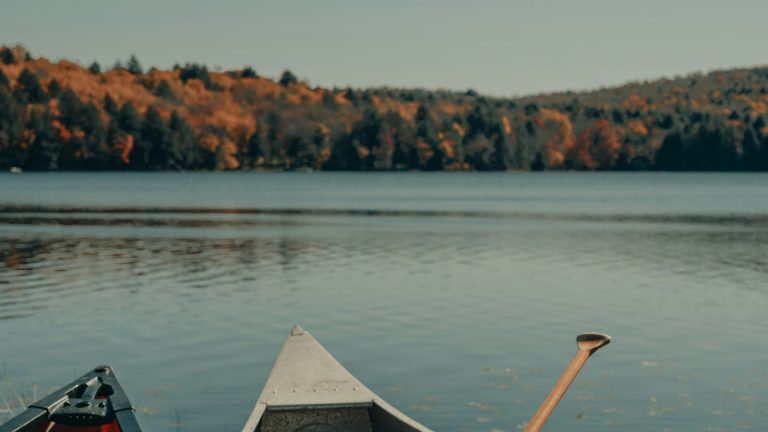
[{"left": 2, "top": 0, "right": 767, "bottom": 97}]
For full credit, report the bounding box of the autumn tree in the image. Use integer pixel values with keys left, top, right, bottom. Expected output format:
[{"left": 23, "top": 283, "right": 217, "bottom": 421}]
[
  {"left": 568, "top": 119, "right": 621, "bottom": 170},
  {"left": 179, "top": 63, "right": 220, "bottom": 90}
]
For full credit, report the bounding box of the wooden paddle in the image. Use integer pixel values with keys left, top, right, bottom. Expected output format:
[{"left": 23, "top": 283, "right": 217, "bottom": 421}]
[{"left": 524, "top": 333, "right": 611, "bottom": 432}]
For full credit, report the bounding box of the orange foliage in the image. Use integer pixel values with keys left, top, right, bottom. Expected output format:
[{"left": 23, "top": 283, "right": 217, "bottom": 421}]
[
  {"left": 570, "top": 119, "right": 621, "bottom": 170},
  {"left": 622, "top": 94, "right": 648, "bottom": 111},
  {"left": 356, "top": 145, "right": 370, "bottom": 160},
  {"left": 501, "top": 115, "right": 513, "bottom": 135},
  {"left": 19, "top": 129, "right": 35, "bottom": 150},
  {"left": 627, "top": 120, "right": 648, "bottom": 137},
  {"left": 415, "top": 138, "right": 433, "bottom": 166},
  {"left": 319, "top": 147, "right": 332, "bottom": 163},
  {"left": 216, "top": 140, "right": 240, "bottom": 170},
  {"left": 48, "top": 98, "right": 61, "bottom": 117},
  {"left": 199, "top": 134, "right": 219, "bottom": 154},
  {"left": 439, "top": 139, "right": 457, "bottom": 159},
  {"left": 111, "top": 134, "right": 134, "bottom": 165},
  {"left": 434, "top": 101, "right": 470, "bottom": 117},
  {"left": 51, "top": 120, "right": 71, "bottom": 142},
  {"left": 5, "top": 45, "right": 768, "bottom": 172},
  {"left": 452, "top": 122, "right": 466, "bottom": 138},
  {"left": 537, "top": 109, "right": 574, "bottom": 168}
]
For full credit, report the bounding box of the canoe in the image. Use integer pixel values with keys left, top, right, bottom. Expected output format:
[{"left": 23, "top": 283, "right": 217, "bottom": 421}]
[
  {"left": 241, "top": 325, "right": 432, "bottom": 432},
  {"left": 0, "top": 366, "right": 142, "bottom": 432}
]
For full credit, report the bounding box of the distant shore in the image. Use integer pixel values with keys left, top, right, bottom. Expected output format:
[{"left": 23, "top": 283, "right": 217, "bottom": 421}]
[{"left": 2, "top": 45, "right": 767, "bottom": 173}]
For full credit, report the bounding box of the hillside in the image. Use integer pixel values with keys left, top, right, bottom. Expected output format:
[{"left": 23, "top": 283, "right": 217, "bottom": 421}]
[{"left": 1, "top": 45, "right": 767, "bottom": 171}]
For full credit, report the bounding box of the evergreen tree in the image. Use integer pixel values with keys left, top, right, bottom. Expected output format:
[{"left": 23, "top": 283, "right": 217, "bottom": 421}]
[
  {"left": 414, "top": 104, "right": 441, "bottom": 169},
  {"left": 0, "top": 69, "right": 8, "bottom": 87},
  {"left": 491, "top": 124, "right": 511, "bottom": 170},
  {"left": 169, "top": 111, "right": 196, "bottom": 169},
  {"left": 683, "top": 125, "right": 737, "bottom": 171},
  {"left": 466, "top": 103, "right": 492, "bottom": 137},
  {"left": 530, "top": 152, "right": 546, "bottom": 171},
  {"left": 0, "top": 86, "right": 25, "bottom": 168},
  {"left": 415, "top": 105, "right": 437, "bottom": 142},
  {"left": 88, "top": 61, "right": 101, "bottom": 74},
  {"left": 47, "top": 79, "right": 62, "bottom": 97},
  {"left": 655, "top": 132, "right": 685, "bottom": 170},
  {"left": 126, "top": 55, "right": 142, "bottom": 74},
  {"left": 0, "top": 48, "right": 15, "bottom": 65},
  {"left": 81, "top": 102, "right": 108, "bottom": 169},
  {"left": 24, "top": 109, "right": 59, "bottom": 170},
  {"left": 154, "top": 80, "right": 175, "bottom": 100},
  {"left": 279, "top": 70, "right": 298, "bottom": 86},
  {"left": 741, "top": 127, "right": 764, "bottom": 171},
  {"left": 57, "top": 90, "right": 85, "bottom": 128},
  {"left": 246, "top": 130, "right": 263, "bottom": 166},
  {"left": 16, "top": 68, "right": 47, "bottom": 103},
  {"left": 137, "top": 106, "right": 175, "bottom": 170},
  {"left": 285, "top": 131, "right": 313, "bottom": 169},
  {"left": 241, "top": 66, "right": 257, "bottom": 78},
  {"left": 103, "top": 94, "right": 118, "bottom": 116},
  {"left": 384, "top": 111, "right": 415, "bottom": 169},
  {"left": 265, "top": 110, "right": 283, "bottom": 163},
  {"left": 117, "top": 102, "right": 141, "bottom": 133},
  {"left": 56, "top": 90, "right": 107, "bottom": 169}
]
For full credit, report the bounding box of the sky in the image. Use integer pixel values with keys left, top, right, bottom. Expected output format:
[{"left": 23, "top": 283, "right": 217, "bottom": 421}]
[{"left": 2, "top": 0, "right": 767, "bottom": 97}]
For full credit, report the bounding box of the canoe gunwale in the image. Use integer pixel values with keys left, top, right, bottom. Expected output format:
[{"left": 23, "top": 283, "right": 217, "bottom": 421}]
[
  {"left": 0, "top": 365, "right": 142, "bottom": 432},
  {"left": 265, "top": 402, "right": 373, "bottom": 411},
  {"left": 241, "top": 325, "right": 432, "bottom": 432}
]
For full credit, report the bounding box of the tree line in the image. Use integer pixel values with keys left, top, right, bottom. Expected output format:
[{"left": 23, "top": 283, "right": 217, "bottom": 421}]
[{"left": 1, "top": 46, "right": 768, "bottom": 171}]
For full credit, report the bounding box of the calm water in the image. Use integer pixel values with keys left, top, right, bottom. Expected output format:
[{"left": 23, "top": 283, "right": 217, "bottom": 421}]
[{"left": 0, "top": 172, "right": 767, "bottom": 432}]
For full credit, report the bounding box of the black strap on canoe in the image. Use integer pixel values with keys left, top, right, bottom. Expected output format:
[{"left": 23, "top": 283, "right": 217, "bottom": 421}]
[{"left": 0, "top": 365, "right": 143, "bottom": 432}]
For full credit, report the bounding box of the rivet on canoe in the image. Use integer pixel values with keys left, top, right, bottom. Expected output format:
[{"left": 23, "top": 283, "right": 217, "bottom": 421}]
[
  {"left": 272, "top": 390, "right": 278, "bottom": 394},
  {"left": 353, "top": 387, "right": 359, "bottom": 391}
]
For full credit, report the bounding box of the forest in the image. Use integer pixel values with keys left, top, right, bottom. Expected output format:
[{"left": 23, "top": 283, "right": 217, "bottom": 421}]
[{"left": 1, "top": 45, "right": 768, "bottom": 171}]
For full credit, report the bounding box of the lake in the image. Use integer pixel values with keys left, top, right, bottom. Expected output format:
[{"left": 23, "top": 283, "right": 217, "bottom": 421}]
[{"left": 1, "top": 172, "right": 767, "bottom": 431}]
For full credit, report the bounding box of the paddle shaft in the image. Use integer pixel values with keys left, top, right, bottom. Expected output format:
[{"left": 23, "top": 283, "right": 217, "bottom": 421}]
[{"left": 525, "top": 349, "right": 590, "bottom": 432}]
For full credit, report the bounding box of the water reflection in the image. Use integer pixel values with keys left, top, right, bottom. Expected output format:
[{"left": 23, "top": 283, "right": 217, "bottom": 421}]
[
  {"left": 3, "top": 205, "right": 768, "bottom": 229},
  {"left": 2, "top": 214, "right": 766, "bottom": 323},
  {"left": 1, "top": 206, "right": 767, "bottom": 431}
]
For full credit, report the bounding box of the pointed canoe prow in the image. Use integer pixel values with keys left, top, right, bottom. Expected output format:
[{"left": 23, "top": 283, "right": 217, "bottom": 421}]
[{"left": 241, "top": 325, "right": 432, "bottom": 432}]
